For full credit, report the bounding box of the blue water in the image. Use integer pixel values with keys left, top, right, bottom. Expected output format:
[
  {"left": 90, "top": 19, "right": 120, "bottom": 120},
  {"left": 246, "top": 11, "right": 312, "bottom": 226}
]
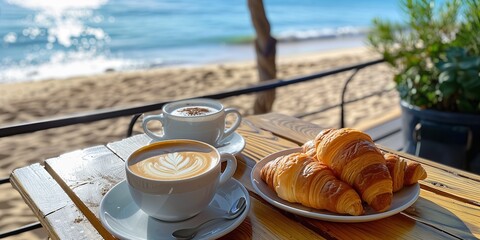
[{"left": 0, "top": 0, "right": 402, "bottom": 83}]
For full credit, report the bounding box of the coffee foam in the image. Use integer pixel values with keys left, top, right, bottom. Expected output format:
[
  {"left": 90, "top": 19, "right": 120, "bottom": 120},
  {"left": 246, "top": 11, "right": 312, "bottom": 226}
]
[
  {"left": 171, "top": 106, "right": 218, "bottom": 117},
  {"left": 129, "top": 142, "right": 217, "bottom": 180}
]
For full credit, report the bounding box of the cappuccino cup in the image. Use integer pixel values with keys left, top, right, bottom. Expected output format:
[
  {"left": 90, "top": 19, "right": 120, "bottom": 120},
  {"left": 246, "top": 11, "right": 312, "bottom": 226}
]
[
  {"left": 125, "top": 139, "right": 237, "bottom": 221},
  {"left": 142, "top": 98, "right": 242, "bottom": 146}
]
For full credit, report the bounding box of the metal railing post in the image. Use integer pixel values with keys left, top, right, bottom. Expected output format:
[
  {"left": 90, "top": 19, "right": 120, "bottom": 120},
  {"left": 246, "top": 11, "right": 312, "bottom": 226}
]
[{"left": 340, "top": 69, "right": 360, "bottom": 128}]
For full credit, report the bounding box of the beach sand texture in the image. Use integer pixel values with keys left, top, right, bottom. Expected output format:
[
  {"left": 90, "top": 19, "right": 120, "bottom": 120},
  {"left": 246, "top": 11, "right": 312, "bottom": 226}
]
[{"left": 0, "top": 47, "right": 399, "bottom": 239}]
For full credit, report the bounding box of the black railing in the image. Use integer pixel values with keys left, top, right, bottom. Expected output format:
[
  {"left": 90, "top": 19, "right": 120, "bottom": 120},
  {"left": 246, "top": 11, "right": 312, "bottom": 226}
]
[
  {"left": 0, "top": 58, "right": 384, "bottom": 139},
  {"left": 0, "top": 58, "right": 386, "bottom": 238}
]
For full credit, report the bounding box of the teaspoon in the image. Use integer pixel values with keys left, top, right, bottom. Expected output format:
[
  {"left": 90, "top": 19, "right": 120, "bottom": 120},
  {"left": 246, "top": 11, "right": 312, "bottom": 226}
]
[{"left": 172, "top": 196, "right": 247, "bottom": 240}]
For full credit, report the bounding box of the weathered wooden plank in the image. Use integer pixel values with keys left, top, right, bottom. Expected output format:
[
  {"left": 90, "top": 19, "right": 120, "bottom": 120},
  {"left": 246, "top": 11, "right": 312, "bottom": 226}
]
[
  {"left": 298, "top": 210, "right": 455, "bottom": 240},
  {"left": 293, "top": 188, "right": 480, "bottom": 240},
  {"left": 403, "top": 190, "right": 480, "bottom": 239},
  {"left": 364, "top": 117, "right": 402, "bottom": 142},
  {"left": 44, "top": 146, "right": 125, "bottom": 240},
  {"left": 246, "top": 112, "right": 322, "bottom": 144},
  {"left": 219, "top": 197, "right": 323, "bottom": 239},
  {"left": 386, "top": 147, "right": 480, "bottom": 207},
  {"left": 107, "top": 134, "right": 151, "bottom": 161},
  {"left": 374, "top": 130, "right": 404, "bottom": 151},
  {"left": 249, "top": 113, "right": 480, "bottom": 204},
  {"left": 10, "top": 163, "right": 101, "bottom": 240}
]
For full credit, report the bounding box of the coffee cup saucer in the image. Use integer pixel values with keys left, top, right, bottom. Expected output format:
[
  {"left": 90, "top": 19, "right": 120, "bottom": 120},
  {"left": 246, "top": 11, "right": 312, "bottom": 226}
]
[
  {"left": 148, "top": 132, "right": 245, "bottom": 155},
  {"left": 215, "top": 132, "right": 245, "bottom": 155},
  {"left": 99, "top": 178, "right": 250, "bottom": 240}
]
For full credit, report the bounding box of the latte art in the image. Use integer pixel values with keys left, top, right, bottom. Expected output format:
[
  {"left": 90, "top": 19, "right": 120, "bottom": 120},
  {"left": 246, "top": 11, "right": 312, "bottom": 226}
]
[{"left": 130, "top": 151, "right": 215, "bottom": 180}]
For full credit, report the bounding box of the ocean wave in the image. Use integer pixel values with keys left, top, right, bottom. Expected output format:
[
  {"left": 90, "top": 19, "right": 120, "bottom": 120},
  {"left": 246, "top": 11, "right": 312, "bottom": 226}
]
[
  {"left": 225, "top": 26, "right": 369, "bottom": 45},
  {"left": 0, "top": 53, "right": 145, "bottom": 83}
]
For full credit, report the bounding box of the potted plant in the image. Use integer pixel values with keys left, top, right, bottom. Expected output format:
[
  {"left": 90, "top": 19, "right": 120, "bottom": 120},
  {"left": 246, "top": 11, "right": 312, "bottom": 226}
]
[{"left": 367, "top": 0, "right": 480, "bottom": 173}]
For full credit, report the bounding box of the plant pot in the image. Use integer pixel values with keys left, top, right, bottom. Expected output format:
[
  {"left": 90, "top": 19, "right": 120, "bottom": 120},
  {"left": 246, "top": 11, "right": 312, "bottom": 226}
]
[{"left": 401, "top": 101, "right": 480, "bottom": 173}]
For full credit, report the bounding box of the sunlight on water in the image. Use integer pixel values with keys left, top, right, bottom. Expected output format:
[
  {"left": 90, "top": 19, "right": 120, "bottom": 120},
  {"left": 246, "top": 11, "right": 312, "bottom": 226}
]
[
  {"left": 0, "top": 0, "right": 137, "bottom": 82},
  {"left": 6, "top": 0, "right": 109, "bottom": 47},
  {"left": 2, "top": 52, "right": 137, "bottom": 82}
]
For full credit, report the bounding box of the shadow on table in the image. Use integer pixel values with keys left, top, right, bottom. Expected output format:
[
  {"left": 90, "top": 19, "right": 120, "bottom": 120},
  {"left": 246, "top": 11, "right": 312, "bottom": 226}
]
[{"left": 402, "top": 197, "right": 477, "bottom": 239}]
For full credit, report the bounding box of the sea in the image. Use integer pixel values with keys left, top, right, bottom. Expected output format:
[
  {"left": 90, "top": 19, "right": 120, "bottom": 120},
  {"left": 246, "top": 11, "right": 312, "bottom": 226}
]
[{"left": 0, "top": 0, "right": 402, "bottom": 83}]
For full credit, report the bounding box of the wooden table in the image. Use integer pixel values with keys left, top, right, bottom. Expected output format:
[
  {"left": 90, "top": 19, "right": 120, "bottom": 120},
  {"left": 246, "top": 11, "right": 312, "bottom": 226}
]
[{"left": 10, "top": 113, "right": 480, "bottom": 239}]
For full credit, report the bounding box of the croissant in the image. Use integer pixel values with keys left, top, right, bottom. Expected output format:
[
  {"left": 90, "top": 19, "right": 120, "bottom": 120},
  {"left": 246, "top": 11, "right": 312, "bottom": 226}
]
[
  {"left": 384, "top": 153, "right": 427, "bottom": 191},
  {"left": 302, "top": 140, "right": 317, "bottom": 158},
  {"left": 404, "top": 161, "right": 428, "bottom": 185},
  {"left": 314, "top": 128, "right": 393, "bottom": 212},
  {"left": 261, "top": 152, "right": 364, "bottom": 216},
  {"left": 384, "top": 153, "right": 407, "bottom": 192}
]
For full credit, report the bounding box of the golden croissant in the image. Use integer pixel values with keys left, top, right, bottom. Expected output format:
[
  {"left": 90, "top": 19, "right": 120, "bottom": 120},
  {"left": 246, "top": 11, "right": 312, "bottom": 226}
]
[
  {"left": 384, "top": 153, "right": 427, "bottom": 191},
  {"left": 261, "top": 152, "right": 364, "bottom": 216},
  {"left": 302, "top": 140, "right": 317, "bottom": 158},
  {"left": 313, "top": 128, "right": 393, "bottom": 212}
]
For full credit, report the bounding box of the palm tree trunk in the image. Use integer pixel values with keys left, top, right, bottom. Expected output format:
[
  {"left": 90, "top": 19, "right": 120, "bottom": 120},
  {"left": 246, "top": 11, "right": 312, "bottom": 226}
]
[{"left": 247, "top": 0, "right": 277, "bottom": 114}]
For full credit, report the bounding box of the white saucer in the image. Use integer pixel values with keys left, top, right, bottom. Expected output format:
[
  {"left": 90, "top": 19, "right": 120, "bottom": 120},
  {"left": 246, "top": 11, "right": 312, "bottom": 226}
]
[
  {"left": 100, "top": 178, "right": 250, "bottom": 240},
  {"left": 251, "top": 148, "right": 421, "bottom": 223},
  {"left": 148, "top": 132, "right": 245, "bottom": 155}
]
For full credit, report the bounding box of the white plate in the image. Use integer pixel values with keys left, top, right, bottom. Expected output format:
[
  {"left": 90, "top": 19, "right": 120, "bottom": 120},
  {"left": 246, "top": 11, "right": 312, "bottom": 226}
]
[
  {"left": 100, "top": 178, "right": 250, "bottom": 240},
  {"left": 149, "top": 132, "right": 245, "bottom": 155},
  {"left": 251, "top": 148, "right": 421, "bottom": 223}
]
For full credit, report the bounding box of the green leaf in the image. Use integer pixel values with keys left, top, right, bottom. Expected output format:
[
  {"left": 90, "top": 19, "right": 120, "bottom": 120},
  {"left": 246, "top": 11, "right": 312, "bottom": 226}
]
[
  {"left": 439, "top": 81, "right": 458, "bottom": 98},
  {"left": 446, "top": 47, "right": 467, "bottom": 60},
  {"left": 459, "top": 57, "right": 480, "bottom": 70},
  {"left": 458, "top": 71, "right": 480, "bottom": 89},
  {"left": 437, "top": 62, "right": 456, "bottom": 71},
  {"left": 457, "top": 98, "right": 476, "bottom": 112},
  {"left": 439, "top": 70, "right": 456, "bottom": 83}
]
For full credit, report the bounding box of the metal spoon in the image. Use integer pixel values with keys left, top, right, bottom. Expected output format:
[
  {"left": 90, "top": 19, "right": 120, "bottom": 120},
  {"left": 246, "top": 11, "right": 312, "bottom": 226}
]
[{"left": 172, "top": 197, "right": 247, "bottom": 240}]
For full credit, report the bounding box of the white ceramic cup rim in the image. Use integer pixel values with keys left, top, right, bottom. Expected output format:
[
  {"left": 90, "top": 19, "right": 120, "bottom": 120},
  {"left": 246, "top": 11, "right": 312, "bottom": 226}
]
[{"left": 161, "top": 98, "right": 225, "bottom": 119}]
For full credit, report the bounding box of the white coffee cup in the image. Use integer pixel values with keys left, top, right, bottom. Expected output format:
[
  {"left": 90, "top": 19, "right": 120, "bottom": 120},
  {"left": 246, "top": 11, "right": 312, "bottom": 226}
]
[
  {"left": 125, "top": 139, "right": 237, "bottom": 221},
  {"left": 142, "top": 98, "right": 242, "bottom": 146}
]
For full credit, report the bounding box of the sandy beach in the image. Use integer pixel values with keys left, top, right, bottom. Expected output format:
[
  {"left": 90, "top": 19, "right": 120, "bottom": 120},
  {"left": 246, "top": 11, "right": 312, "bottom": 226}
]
[{"left": 0, "top": 46, "right": 399, "bottom": 239}]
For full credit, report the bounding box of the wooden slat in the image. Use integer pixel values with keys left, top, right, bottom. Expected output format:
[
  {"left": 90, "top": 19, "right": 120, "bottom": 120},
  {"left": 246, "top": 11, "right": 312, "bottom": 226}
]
[
  {"left": 374, "top": 130, "right": 404, "bottom": 151},
  {"left": 10, "top": 163, "right": 101, "bottom": 240},
  {"left": 403, "top": 190, "right": 480, "bottom": 239},
  {"left": 298, "top": 210, "right": 454, "bottom": 240},
  {"left": 219, "top": 196, "right": 323, "bottom": 239},
  {"left": 364, "top": 117, "right": 402, "bottom": 142},
  {"left": 44, "top": 146, "right": 125, "bottom": 240},
  {"left": 106, "top": 134, "right": 151, "bottom": 160},
  {"left": 295, "top": 188, "right": 480, "bottom": 239},
  {"left": 246, "top": 113, "right": 322, "bottom": 144}
]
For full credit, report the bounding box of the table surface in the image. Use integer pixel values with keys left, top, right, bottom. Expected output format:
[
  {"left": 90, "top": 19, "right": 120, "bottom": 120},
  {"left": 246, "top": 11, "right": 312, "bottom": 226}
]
[{"left": 10, "top": 113, "right": 480, "bottom": 240}]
